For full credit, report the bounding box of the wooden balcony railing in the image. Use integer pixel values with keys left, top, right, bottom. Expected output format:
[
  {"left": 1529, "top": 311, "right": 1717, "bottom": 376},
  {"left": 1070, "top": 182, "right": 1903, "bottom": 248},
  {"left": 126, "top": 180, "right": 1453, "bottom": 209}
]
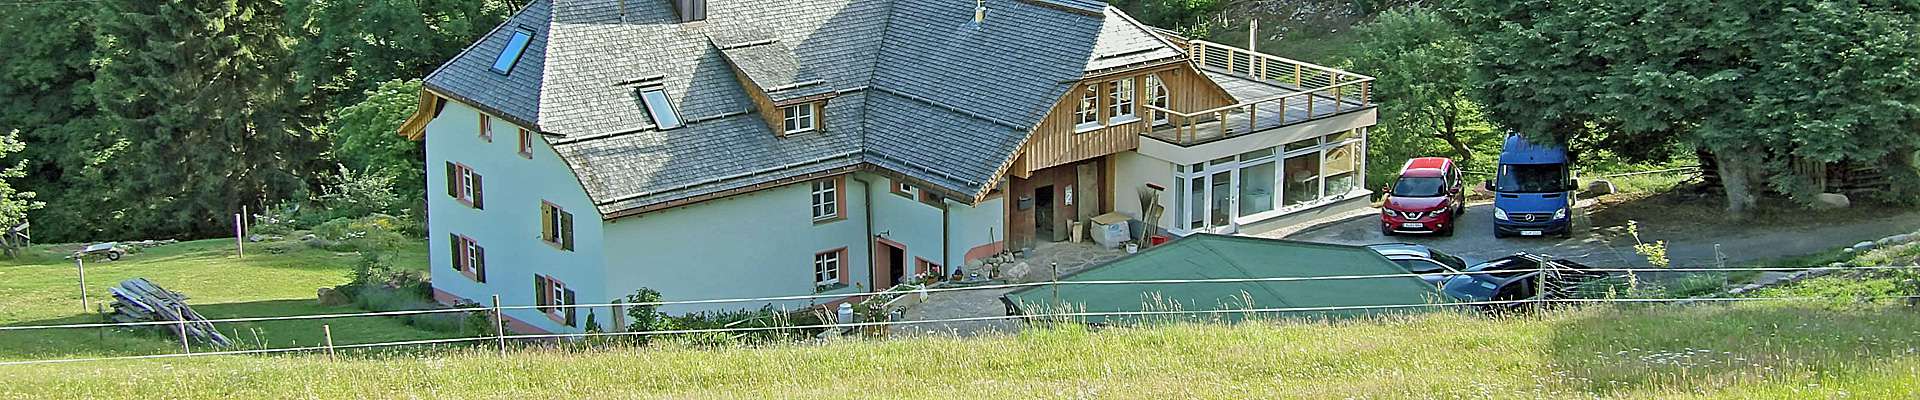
[{"left": 1143, "top": 40, "right": 1376, "bottom": 145}]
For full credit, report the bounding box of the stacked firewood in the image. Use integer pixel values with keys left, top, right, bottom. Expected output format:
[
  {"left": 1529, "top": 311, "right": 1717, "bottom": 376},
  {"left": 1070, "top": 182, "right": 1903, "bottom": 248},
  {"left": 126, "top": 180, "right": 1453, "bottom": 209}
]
[{"left": 107, "top": 278, "right": 233, "bottom": 347}]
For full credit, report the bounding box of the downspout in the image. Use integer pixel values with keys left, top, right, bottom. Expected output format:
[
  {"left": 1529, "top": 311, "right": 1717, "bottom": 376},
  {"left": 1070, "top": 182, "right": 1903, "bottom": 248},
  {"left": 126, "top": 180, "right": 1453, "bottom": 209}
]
[
  {"left": 852, "top": 176, "right": 875, "bottom": 291},
  {"left": 941, "top": 201, "right": 951, "bottom": 278}
]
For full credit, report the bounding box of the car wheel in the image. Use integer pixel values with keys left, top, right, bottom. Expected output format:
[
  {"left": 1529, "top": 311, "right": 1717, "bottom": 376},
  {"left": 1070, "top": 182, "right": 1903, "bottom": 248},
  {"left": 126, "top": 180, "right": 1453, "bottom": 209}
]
[
  {"left": 1493, "top": 229, "right": 1510, "bottom": 239},
  {"left": 1440, "top": 226, "right": 1455, "bottom": 237},
  {"left": 1381, "top": 226, "right": 1395, "bottom": 237}
]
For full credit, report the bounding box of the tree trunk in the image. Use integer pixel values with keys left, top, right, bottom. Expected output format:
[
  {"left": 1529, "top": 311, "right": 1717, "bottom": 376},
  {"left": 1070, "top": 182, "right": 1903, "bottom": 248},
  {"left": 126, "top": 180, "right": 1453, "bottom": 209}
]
[
  {"left": 1440, "top": 132, "right": 1474, "bottom": 164},
  {"left": 1713, "top": 149, "right": 1761, "bottom": 219}
]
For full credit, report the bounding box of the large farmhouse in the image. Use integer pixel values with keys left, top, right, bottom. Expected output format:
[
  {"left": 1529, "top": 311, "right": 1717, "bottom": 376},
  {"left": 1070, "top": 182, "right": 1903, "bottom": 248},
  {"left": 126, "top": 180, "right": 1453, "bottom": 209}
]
[{"left": 401, "top": 0, "right": 1376, "bottom": 333}]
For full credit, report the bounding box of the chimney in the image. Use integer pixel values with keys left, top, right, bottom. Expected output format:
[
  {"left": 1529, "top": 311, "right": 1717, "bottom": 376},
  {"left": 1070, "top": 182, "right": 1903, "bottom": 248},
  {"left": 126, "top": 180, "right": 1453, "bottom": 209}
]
[
  {"left": 674, "top": 0, "right": 707, "bottom": 22},
  {"left": 973, "top": 0, "right": 987, "bottom": 24}
]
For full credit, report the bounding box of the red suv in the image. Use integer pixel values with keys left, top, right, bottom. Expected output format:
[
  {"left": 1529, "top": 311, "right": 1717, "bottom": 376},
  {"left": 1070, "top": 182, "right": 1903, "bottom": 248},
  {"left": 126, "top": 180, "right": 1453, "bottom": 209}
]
[{"left": 1381, "top": 157, "right": 1466, "bottom": 236}]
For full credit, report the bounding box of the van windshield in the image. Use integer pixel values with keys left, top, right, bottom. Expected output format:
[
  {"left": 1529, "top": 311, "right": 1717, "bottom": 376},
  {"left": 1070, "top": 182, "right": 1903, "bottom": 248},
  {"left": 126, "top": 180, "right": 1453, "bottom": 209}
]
[
  {"left": 1391, "top": 177, "right": 1447, "bottom": 197},
  {"left": 1494, "top": 164, "right": 1569, "bottom": 193}
]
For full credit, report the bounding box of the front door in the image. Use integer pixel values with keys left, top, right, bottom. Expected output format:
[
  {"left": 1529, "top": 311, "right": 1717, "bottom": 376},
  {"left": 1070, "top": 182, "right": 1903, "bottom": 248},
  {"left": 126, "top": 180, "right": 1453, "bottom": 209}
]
[{"left": 1205, "top": 170, "right": 1238, "bottom": 234}]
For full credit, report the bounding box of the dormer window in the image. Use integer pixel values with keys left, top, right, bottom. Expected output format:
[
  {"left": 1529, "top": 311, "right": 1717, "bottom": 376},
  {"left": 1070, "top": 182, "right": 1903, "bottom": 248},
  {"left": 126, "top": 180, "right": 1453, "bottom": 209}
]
[
  {"left": 639, "top": 88, "right": 683, "bottom": 130},
  {"left": 491, "top": 28, "right": 534, "bottom": 75},
  {"left": 1109, "top": 78, "right": 1137, "bottom": 124},
  {"left": 782, "top": 103, "right": 816, "bottom": 134}
]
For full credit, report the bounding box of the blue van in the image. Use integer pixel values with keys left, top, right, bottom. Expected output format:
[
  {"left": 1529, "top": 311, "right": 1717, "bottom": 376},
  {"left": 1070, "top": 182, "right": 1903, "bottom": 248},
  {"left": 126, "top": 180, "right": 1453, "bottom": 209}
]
[{"left": 1486, "top": 134, "right": 1576, "bottom": 238}]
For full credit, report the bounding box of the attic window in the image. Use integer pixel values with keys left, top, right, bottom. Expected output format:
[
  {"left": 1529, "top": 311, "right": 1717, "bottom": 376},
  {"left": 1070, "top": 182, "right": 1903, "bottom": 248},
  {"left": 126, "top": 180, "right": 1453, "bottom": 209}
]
[
  {"left": 781, "top": 103, "right": 816, "bottom": 134},
  {"left": 639, "top": 89, "right": 683, "bottom": 130},
  {"left": 491, "top": 28, "right": 534, "bottom": 75}
]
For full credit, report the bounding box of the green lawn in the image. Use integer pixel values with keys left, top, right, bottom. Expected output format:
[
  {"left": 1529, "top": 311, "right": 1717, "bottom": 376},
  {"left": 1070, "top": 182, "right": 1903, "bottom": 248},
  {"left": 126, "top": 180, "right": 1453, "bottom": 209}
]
[
  {"left": 0, "top": 238, "right": 450, "bottom": 361},
  {"left": 0, "top": 303, "right": 1915, "bottom": 399}
]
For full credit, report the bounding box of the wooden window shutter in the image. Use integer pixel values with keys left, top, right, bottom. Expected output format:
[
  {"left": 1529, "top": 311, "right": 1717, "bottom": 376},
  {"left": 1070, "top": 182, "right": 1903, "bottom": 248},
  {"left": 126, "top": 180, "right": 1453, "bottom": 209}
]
[
  {"left": 540, "top": 204, "right": 554, "bottom": 242},
  {"left": 448, "top": 233, "right": 462, "bottom": 271},
  {"left": 560, "top": 210, "right": 574, "bottom": 251},
  {"left": 445, "top": 162, "right": 459, "bottom": 197},
  {"left": 536, "top": 275, "right": 550, "bottom": 308},
  {"left": 563, "top": 289, "right": 577, "bottom": 326},
  {"left": 474, "top": 245, "right": 487, "bottom": 283},
  {"left": 471, "top": 173, "right": 485, "bottom": 209}
]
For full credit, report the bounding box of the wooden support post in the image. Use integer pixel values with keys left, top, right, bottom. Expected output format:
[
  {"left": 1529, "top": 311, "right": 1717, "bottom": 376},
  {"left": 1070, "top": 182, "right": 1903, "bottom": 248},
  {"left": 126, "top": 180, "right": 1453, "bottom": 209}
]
[
  {"left": 322, "top": 324, "right": 336, "bottom": 361},
  {"left": 1294, "top": 65, "right": 1303, "bottom": 87},
  {"left": 1307, "top": 92, "right": 1316, "bottom": 117},
  {"left": 1247, "top": 104, "right": 1257, "bottom": 133},
  {"left": 1216, "top": 111, "right": 1227, "bottom": 139},
  {"left": 1331, "top": 75, "right": 1341, "bottom": 113},
  {"left": 491, "top": 295, "right": 506, "bottom": 357}
]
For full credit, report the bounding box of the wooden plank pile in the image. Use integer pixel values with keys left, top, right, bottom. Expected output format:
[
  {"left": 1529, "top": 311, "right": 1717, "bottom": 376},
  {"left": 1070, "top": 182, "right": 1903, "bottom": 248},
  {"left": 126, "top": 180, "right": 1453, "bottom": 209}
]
[{"left": 107, "top": 278, "right": 233, "bottom": 347}]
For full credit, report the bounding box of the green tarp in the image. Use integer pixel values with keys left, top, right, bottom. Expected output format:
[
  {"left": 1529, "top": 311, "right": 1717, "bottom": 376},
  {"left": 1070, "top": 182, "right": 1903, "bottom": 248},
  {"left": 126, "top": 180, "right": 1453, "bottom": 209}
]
[{"left": 1004, "top": 234, "right": 1448, "bottom": 324}]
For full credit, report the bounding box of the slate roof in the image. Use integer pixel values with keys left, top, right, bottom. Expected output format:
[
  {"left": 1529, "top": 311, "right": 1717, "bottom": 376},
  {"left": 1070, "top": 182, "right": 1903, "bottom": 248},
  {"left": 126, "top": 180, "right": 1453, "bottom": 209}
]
[{"left": 423, "top": 0, "right": 1188, "bottom": 218}]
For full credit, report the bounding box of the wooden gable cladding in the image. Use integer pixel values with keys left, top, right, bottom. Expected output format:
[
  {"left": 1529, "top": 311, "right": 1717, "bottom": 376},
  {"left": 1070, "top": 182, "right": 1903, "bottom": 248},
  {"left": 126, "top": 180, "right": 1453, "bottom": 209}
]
[{"left": 1015, "top": 63, "right": 1235, "bottom": 175}]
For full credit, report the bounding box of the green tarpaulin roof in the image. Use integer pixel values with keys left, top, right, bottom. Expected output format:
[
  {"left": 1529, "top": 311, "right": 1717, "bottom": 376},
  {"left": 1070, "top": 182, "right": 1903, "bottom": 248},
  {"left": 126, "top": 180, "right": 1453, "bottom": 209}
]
[{"left": 1004, "top": 234, "right": 1448, "bottom": 324}]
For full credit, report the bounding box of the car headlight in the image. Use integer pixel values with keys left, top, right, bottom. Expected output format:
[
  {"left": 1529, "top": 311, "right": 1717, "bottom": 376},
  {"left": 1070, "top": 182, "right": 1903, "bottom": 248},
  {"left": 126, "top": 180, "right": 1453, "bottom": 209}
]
[
  {"left": 1494, "top": 208, "right": 1509, "bottom": 221},
  {"left": 1554, "top": 207, "right": 1568, "bottom": 220},
  {"left": 1433, "top": 206, "right": 1448, "bottom": 215},
  {"left": 1382, "top": 209, "right": 1396, "bottom": 218}
]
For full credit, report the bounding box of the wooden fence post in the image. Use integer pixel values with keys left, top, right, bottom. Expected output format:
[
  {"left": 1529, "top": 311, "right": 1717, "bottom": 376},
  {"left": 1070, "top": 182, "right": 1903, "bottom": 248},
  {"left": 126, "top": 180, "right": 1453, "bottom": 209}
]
[
  {"left": 492, "top": 295, "right": 506, "bottom": 357},
  {"left": 322, "top": 324, "right": 336, "bottom": 361},
  {"left": 175, "top": 304, "right": 191, "bottom": 354}
]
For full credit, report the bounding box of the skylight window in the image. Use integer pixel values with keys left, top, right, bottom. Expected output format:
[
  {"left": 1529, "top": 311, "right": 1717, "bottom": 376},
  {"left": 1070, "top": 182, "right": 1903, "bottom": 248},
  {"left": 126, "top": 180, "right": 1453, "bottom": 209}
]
[
  {"left": 491, "top": 28, "right": 534, "bottom": 74},
  {"left": 639, "top": 89, "right": 683, "bottom": 130}
]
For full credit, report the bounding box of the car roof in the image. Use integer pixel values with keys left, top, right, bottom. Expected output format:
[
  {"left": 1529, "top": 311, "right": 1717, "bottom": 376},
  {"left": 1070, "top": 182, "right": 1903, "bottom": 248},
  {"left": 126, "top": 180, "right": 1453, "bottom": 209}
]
[
  {"left": 1403, "top": 157, "right": 1452, "bottom": 171},
  {"left": 1365, "top": 243, "right": 1431, "bottom": 259}
]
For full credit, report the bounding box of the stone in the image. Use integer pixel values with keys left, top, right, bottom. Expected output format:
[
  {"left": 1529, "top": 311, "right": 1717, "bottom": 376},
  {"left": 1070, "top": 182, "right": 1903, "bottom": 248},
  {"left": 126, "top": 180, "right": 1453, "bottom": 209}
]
[
  {"left": 1586, "top": 179, "right": 1616, "bottom": 195},
  {"left": 1004, "top": 262, "right": 1033, "bottom": 281},
  {"left": 316, "top": 287, "right": 351, "bottom": 306},
  {"left": 1829, "top": 262, "right": 1850, "bottom": 269},
  {"left": 1852, "top": 241, "right": 1876, "bottom": 252},
  {"left": 1879, "top": 234, "right": 1913, "bottom": 246},
  {"left": 1812, "top": 193, "right": 1851, "bottom": 210}
]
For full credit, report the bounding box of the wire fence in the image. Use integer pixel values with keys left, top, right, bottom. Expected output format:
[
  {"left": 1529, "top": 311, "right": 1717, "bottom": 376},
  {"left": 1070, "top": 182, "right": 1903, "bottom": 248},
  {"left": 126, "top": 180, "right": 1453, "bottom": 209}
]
[{"left": 1, "top": 263, "right": 1913, "bottom": 367}]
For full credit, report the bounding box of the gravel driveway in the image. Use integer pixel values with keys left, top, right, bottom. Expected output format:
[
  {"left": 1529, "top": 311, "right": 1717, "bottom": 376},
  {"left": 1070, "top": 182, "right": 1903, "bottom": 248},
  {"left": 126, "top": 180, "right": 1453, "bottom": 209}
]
[{"left": 1277, "top": 203, "right": 1920, "bottom": 269}]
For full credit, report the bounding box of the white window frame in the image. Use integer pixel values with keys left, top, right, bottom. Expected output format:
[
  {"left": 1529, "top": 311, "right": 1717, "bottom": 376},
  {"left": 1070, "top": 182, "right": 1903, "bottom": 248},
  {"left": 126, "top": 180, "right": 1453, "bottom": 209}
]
[
  {"left": 813, "top": 251, "right": 841, "bottom": 287},
  {"left": 458, "top": 167, "right": 477, "bottom": 201},
  {"left": 810, "top": 179, "right": 838, "bottom": 221},
  {"left": 1147, "top": 74, "right": 1169, "bottom": 126},
  {"left": 782, "top": 103, "right": 816, "bottom": 134},
  {"left": 547, "top": 278, "right": 566, "bottom": 316},
  {"left": 464, "top": 238, "right": 481, "bottom": 273},
  {"left": 1109, "top": 78, "right": 1138, "bottom": 125},
  {"left": 1074, "top": 85, "right": 1101, "bottom": 133}
]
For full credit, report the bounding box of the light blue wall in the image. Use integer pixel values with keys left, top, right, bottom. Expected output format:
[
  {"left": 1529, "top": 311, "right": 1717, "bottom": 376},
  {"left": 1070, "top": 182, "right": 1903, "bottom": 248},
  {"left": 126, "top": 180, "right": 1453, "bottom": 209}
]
[
  {"left": 946, "top": 195, "right": 1005, "bottom": 267},
  {"left": 599, "top": 176, "right": 873, "bottom": 315},
  {"left": 866, "top": 173, "right": 946, "bottom": 278},
  {"left": 425, "top": 101, "right": 605, "bottom": 334}
]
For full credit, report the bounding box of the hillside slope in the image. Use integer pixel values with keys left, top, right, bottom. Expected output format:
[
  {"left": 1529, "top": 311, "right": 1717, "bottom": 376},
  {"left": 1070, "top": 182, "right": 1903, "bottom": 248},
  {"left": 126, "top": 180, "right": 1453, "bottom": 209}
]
[{"left": 3, "top": 303, "right": 1916, "bottom": 399}]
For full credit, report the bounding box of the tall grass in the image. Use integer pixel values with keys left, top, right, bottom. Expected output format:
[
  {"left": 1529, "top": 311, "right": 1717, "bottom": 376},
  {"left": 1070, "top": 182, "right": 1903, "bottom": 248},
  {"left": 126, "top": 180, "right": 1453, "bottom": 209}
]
[{"left": 2, "top": 302, "right": 1914, "bottom": 399}]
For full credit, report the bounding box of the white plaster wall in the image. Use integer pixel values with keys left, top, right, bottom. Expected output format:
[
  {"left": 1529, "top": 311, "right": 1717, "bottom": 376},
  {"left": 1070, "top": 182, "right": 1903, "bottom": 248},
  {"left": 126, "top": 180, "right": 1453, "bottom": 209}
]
[
  {"left": 946, "top": 195, "right": 1005, "bottom": 266},
  {"left": 425, "top": 102, "right": 605, "bottom": 334},
  {"left": 1113, "top": 151, "right": 1177, "bottom": 230}
]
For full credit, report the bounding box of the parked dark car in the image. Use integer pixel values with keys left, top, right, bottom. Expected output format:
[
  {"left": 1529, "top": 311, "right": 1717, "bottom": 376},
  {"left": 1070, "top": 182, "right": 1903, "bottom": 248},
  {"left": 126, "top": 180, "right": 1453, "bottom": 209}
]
[
  {"left": 1365, "top": 243, "right": 1470, "bottom": 287},
  {"left": 1441, "top": 254, "right": 1608, "bottom": 304}
]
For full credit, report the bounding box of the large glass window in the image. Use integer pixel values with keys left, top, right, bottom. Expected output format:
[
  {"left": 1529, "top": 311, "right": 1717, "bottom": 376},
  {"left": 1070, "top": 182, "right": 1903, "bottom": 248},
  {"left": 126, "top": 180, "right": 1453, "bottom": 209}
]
[
  {"left": 1187, "top": 176, "right": 1205, "bottom": 230},
  {"left": 1239, "top": 161, "right": 1275, "bottom": 217},
  {"left": 1324, "top": 141, "right": 1358, "bottom": 196},
  {"left": 1284, "top": 152, "right": 1322, "bottom": 207}
]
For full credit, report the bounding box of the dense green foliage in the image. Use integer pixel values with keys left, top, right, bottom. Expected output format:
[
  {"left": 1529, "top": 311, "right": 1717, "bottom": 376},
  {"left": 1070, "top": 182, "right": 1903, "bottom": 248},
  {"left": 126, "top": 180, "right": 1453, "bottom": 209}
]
[
  {"left": 89, "top": 0, "right": 328, "bottom": 240},
  {"left": 0, "top": 132, "right": 40, "bottom": 242},
  {"left": 326, "top": 79, "right": 429, "bottom": 217},
  {"left": 1343, "top": 9, "right": 1502, "bottom": 187},
  {"left": 0, "top": 1, "right": 508, "bottom": 242},
  {"left": 1456, "top": 0, "right": 1920, "bottom": 215},
  {"left": 1108, "top": 0, "right": 1226, "bottom": 34}
]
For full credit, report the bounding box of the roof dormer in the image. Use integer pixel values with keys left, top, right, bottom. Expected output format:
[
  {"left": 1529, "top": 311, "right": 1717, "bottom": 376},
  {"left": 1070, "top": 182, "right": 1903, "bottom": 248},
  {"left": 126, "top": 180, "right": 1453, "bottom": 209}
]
[{"left": 711, "top": 33, "right": 837, "bottom": 137}]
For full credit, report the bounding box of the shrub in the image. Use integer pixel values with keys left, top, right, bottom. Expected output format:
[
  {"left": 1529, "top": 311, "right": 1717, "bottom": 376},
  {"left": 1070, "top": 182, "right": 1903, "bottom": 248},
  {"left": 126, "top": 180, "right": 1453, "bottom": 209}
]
[
  {"left": 335, "top": 252, "right": 486, "bottom": 335},
  {"left": 311, "top": 214, "right": 410, "bottom": 252},
  {"left": 317, "top": 165, "right": 403, "bottom": 221}
]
